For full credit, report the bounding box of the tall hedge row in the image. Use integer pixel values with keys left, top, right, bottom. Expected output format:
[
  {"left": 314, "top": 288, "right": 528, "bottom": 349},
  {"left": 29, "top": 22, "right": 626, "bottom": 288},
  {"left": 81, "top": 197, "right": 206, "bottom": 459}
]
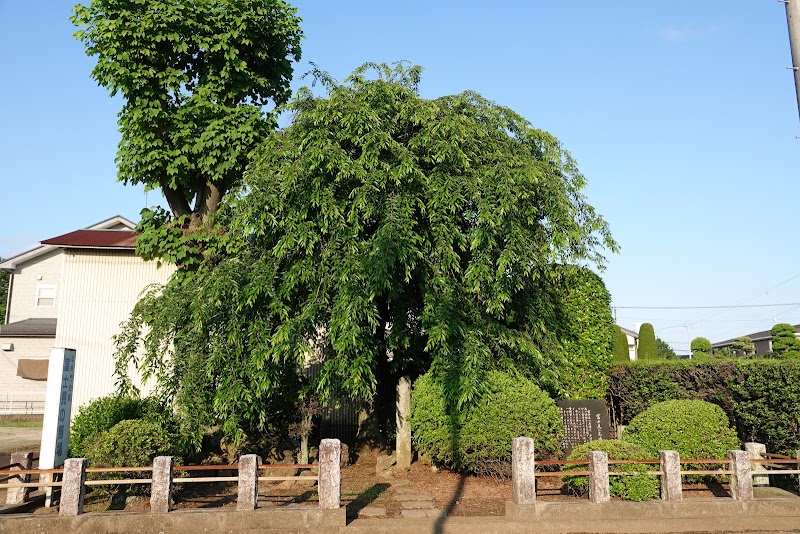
[{"left": 608, "top": 360, "right": 800, "bottom": 454}]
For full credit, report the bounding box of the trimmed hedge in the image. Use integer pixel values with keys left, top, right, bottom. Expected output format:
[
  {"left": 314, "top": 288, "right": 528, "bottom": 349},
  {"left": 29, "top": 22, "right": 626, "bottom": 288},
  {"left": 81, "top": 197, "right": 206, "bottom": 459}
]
[
  {"left": 69, "top": 394, "right": 182, "bottom": 457},
  {"left": 563, "top": 439, "right": 659, "bottom": 501},
  {"left": 624, "top": 400, "right": 739, "bottom": 460},
  {"left": 608, "top": 360, "right": 800, "bottom": 455},
  {"left": 637, "top": 323, "right": 657, "bottom": 360},
  {"left": 411, "top": 370, "right": 563, "bottom": 476}
]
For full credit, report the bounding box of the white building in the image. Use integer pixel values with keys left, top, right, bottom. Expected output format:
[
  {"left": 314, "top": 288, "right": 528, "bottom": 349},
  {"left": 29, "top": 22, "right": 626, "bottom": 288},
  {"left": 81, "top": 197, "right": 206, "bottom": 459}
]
[{"left": 0, "top": 216, "right": 174, "bottom": 416}]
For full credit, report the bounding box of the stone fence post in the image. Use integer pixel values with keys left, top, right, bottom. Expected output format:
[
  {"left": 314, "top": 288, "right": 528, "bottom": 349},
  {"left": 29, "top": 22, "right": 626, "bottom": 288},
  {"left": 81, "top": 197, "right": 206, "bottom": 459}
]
[
  {"left": 511, "top": 437, "right": 536, "bottom": 505},
  {"left": 238, "top": 454, "right": 259, "bottom": 511},
  {"left": 745, "top": 442, "right": 769, "bottom": 487},
  {"left": 151, "top": 456, "right": 174, "bottom": 513},
  {"left": 319, "top": 439, "right": 341, "bottom": 509},
  {"left": 60, "top": 458, "right": 87, "bottom": 516},
  {"left": 659, "top": 450, "right": 682, "bottom": 501},
  {"left": 588, "top": 451, "right": 610, "bottom": 503},
  {"left": 5, "top": 451, "right": 33, "bottom": 504},
  {"left": 727, "top": 450, "right": 754, "bottom": 501},
  {"left": 396, "top": 376, "right": 412, "bottom": 471}
]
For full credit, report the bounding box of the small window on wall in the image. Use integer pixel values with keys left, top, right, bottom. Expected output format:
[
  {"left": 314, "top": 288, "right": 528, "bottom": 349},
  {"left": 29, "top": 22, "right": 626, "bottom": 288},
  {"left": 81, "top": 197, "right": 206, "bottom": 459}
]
[{"left": 36, "top": 285, "right": 56, "bottom": 307}]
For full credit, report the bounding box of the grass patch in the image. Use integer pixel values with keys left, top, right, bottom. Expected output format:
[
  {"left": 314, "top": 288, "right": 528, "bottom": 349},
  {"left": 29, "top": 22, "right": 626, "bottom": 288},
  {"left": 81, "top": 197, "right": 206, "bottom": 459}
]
[{"left": 0, "top": 422, "right": 42, "bottom": 429}]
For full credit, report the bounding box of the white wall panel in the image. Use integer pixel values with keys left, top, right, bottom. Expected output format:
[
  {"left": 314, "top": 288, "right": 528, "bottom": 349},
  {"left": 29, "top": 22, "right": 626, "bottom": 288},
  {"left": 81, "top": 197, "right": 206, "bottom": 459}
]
[{"left": 54, "top": 250, "right": 176, "bottom": 415}]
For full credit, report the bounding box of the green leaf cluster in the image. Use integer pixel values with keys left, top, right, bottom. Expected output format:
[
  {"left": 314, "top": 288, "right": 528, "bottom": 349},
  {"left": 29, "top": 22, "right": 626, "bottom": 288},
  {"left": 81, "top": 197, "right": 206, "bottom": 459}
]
[
  {"left": 410, "top": 370, "right": 563, "bottom": 476},
  {"left": 613, "top": 327, "right": 630, "bottom": 363},
  {"left": 625, "top": 400, "right": 739, "bottom": 459},
  {"left": 771, "top": 323, "right": 800, "bottom": 357},
  {"left": 68, "top": 394, "right": 175, "bottom": 457},
  {"left": 72, "top": 0, "right": 302, "bottom": 234},
  {"left": 115, "top": 63, "right": 617, "bottom": 442},
  {"left": 0, "top": 264, "right": 7, "bottom": 325},
  {"left": 636, "top": 323, "right": 657, "bottom": 360},
  {"left": 563, "top": 439, "right": 659, "bottom": 501},
  {"left": 690, "top": 337, "right": 711, "bottom": 356},
  {"left": 554, "top": 266, "right": 615, "bottom": 399},
  {"left": 608, "top": 360, "right": 800, "bottom": 458}
]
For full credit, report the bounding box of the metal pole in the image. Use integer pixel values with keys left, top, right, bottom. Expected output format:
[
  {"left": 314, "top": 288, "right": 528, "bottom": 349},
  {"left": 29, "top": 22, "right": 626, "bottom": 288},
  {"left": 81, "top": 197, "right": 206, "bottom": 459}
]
[{"left": 784, "top": 0, "right": 800, "bottom": 122}]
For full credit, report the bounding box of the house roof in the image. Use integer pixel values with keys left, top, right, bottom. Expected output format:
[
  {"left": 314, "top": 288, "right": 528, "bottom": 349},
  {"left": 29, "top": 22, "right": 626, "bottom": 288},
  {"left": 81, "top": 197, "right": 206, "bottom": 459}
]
[
  {"left": 618, "top": 326, "right": 639, "bottom": 339},
  {"left": 0, "top": 216, "right": 136, "bottom": 271},
  {"left": 0, "top": 318, "right": 57, "bottom": 338},
  {"left": 712, "top": 324, "right": 800, "bottom": 347},
  {"left": 41, "top": 229, "right": 138, "bottom": 250}
]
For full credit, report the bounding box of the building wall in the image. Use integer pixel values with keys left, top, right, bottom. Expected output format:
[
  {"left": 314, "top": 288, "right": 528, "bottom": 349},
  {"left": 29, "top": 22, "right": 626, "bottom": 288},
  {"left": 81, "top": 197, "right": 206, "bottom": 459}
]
[
  {"left": 6, "top": 249, "right": 63, "bottom": 324},
  {"left": 625, "top": 333, "right": 638, "bottom": 361},
  {"left": 54, "top": 249, "right": 176, "bottom": 415},
  {"left": 0, "top": 337, "right": 51, "bottom": 412},
  {"left": 754, "top": 339, "right": 772, "bottom": 356}
]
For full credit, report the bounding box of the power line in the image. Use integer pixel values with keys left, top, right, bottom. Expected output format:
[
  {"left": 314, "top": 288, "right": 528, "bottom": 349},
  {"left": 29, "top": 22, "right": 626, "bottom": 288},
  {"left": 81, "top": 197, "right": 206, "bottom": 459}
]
[{"left": 614, "top": 302, "right": 800, "bottom": 310}]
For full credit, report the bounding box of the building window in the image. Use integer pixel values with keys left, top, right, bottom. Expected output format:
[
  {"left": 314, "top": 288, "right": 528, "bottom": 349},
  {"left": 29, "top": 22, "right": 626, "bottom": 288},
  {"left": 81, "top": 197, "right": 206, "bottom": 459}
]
[{"left": 36, "top": 285, "right": 56, "bottom": 307}]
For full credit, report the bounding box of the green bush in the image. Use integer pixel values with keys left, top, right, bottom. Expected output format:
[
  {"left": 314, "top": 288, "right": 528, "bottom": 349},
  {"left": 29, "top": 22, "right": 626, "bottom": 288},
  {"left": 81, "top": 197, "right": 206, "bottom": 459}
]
[
  {"left": 411, "top": 370, "right": 563, "bottom": 476},
  {"left": 563, "top": 439, "right": 659, "bottom": 501},
  {"left": 624, "top": 400, "right": 739, "bottom": 462},
  {"left": 84, "top": 419, "right": 180, "bottom": 469},
  {"left": 771, "top": 324, "right": 800, "bottom": 356},
  {"left": 553, "top": 265, "right": 615, "bottom": 399},
  {"left": 613, "top": 327, "right": 630, "bottom": 363},
  {"left": 637, "top": 324, "right": 657, "bottom": 360},
  {"left": 69, "top": 394, "right": 182, "bottom": 457},
  {"left": 690, "top": 337, "right": 711, "bottom": 356}
]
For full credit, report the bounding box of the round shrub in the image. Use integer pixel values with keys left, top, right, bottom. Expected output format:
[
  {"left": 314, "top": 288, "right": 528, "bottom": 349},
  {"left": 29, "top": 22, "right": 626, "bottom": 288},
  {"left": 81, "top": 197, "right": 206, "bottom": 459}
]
[
  {"left": 69, "top": 395, "right": 146, "bottom": 457},
  {"left": 411, "top": 370, "right": 563, "bottom": 476},
  {"left": 69, "top": 394, "right": 182, "bottom": 458},
  {"left": 563, "top": 439, "right": 659, "bottom": 501},
  {"left": 624, "top": 400, "right": 739, "bottom": 461},
  {"left": 84, "top": 419, "right": 180, "bottom": 469}
]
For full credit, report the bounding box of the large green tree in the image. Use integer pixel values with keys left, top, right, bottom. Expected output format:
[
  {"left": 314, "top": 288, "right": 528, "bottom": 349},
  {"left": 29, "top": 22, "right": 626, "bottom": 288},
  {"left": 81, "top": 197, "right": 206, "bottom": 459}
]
[
  {"left": 116, "top": 64, "right": 617, "bottom": 443},
  {"left": 73, "top": 0, "right": 303, "bottom": 257}
]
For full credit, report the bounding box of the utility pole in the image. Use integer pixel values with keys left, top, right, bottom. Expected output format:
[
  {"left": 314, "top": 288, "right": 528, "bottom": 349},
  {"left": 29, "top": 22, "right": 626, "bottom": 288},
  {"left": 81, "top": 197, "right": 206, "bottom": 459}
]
[{"left": 784, "top": 0, "right": 800, "bottom": 121}]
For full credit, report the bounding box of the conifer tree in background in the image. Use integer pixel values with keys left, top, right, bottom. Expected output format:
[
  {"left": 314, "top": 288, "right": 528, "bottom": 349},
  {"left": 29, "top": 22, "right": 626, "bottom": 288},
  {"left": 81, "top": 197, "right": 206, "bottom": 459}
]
[
  {"left": 770, "top": 323, "right": 800, "bottom": 357},
  {"left": 637, "top": 323, "right": 658, "bottom": 360},
  {"left": 731, "top": 336, "right": 755, "bottom": 357},
  {"left": 0, "top": 262, "right": 7, "bottom": 325},
  {"left": 613, "top": 326, "right": 630, "bottom": 363}
]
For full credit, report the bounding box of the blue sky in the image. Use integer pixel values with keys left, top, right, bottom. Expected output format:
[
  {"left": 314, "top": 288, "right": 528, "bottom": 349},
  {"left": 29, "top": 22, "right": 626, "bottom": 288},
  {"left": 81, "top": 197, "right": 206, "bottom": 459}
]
[{"left": 1, "top": 1, "right": 798, "bottom": 353}]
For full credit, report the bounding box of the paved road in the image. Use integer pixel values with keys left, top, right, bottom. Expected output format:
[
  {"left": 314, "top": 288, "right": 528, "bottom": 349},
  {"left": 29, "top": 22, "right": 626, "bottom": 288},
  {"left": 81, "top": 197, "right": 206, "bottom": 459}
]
[{"left": 0, "top": 426, "right": 41, "bottom": 468}]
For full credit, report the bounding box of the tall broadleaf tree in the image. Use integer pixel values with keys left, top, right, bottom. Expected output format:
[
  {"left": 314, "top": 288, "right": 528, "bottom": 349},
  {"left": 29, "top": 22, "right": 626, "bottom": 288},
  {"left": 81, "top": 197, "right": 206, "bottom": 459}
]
[
  {"left": 116, "top": 63, "right": 618, "bottom": 443},
  {"left": 72, "top": 0, "right": 303, "bottom": 264}
]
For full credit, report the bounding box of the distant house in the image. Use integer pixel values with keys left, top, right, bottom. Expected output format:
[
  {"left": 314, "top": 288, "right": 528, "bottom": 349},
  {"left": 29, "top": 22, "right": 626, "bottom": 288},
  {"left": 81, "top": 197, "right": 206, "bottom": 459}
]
[
  {"left": 618, "top": 325, "right": 639, "bottom": 360},
  {"left": 0, "top": 216, "right": 174, "bottom": 416},
  {"left": 712, "top": 325, "right": 800, "bottom": 356}
]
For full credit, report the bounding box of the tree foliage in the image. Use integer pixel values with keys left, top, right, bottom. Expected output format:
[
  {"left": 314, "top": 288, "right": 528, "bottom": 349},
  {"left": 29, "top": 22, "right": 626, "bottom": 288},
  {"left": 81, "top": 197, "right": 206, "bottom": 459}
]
[
  {"left": 555, "top": 266, "right": 615, "bottom": 399},
  {"left": 0, "top": 263, "right": 7, "bottom": 325},
  {"left": 115, "top": 63, "right": 617, "bottom": 442},
  {"left": 731, "top": 336, "right": 755, "bottom": 357},
  {"left": 690, "top": 336, "right": 711, "bottom": 356},
  {"left": 637, "top": 323, "right": 657, "bottom": 360},
  {"left": 72, "top": 0, "right": 303, "bottom": 244},
  {"left": 771, "top": 323, "right": 800, "bottom": 357},
  {"left": 656, "top": 337, "right": 677, "bottom": 359},
  {"left": 613, "top": 326, "right": 630, "bottom": 363}
]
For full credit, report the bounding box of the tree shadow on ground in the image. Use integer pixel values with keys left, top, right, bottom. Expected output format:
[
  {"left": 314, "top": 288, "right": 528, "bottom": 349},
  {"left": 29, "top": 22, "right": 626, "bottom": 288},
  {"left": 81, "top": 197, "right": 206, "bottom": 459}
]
[
  {"left": 345, "top": 482, "right": 390, "bottom": 523},
  {"left": 434, "top": 473, "right": 466, "bottom": 534}
]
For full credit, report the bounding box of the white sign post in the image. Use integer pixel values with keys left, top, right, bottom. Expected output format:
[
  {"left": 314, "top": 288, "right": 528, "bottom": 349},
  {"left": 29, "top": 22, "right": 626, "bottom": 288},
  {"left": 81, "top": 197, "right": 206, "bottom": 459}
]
[{"left": 39, "top": 347, "right": 76, "bottom": 507}]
